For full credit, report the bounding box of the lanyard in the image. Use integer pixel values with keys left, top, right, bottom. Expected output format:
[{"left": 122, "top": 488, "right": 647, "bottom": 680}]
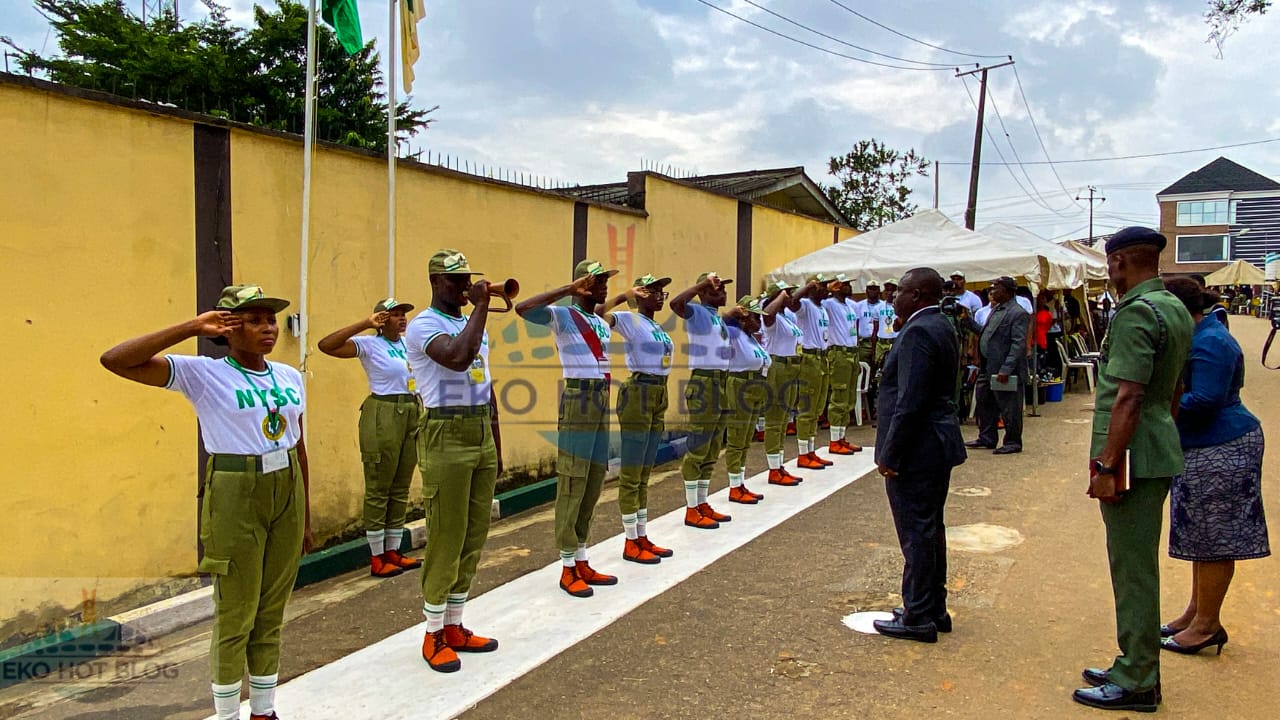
[
  {"left": 226, "top": 357, "right": 284, "bottom": 448},
  {"left": 382, "top": 335, "right": 412, "bottom": 391},
  {"left": 641, "top": 313, "right": 673, "bottom": 353}
]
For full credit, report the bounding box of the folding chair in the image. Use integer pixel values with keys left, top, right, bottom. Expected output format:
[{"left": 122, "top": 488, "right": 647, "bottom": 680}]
[
  {"left": 853, "top": 361, "right": 872, "bottom": 426},
  {"left": 1058, "top": 337, "right": 1095, "bottom": 392}
]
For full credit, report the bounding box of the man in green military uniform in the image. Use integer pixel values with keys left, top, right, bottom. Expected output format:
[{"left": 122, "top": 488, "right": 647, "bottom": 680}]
[{"left": 1073, "top": 227, "right": 1192, "bottom": 713}]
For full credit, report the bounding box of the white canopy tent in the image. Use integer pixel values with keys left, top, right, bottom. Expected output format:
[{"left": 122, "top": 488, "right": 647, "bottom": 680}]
[
  {"left": 1058, "top": 239, "right": 1109, "bottom": 282},
  {"left": 982, "top": 222, "right": 1105, "bottom": 288},
  {"left": 765, "top": 210, "right": 1084, "bottom": 291}
]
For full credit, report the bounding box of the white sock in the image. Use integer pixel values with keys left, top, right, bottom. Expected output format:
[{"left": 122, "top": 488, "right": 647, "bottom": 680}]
[
  {"left": 728, "top": 472, "right": 744, "bottom": 488},
  {"left": 798, "top": 438, "right": 810, "bottom": 454},
  {"left": 560, "top": 551, "right": 577, "bottom": 567},
  {"left": 696, "top": 479, "right": 710, "bottom": 504},
  {"left": 767, "top": 453, "right": 782, "bottom": 470},
  {"left": 445, "top": 593, "right": 466, "bottom": 626},
  {"left": 832, "top": 426, "right": 845, "bottom": 442},
  {"left": 248, "top": 674, "right": 277, "bottom": 716},
  {"left": 622, "top": 512, "right": 639, "bottom": 540},
  {"left": 575, "top": 544, "right": 588, "bottom": 562},
  {"left": 756, "top": 416, "right": 766, "bottom": 431},
  {"left": 423, "top": 601, "right": 446, "bottom": 632},
  {"left": 684, "top": 480, "right": 699, "bottom": 508},
  {"left": 637, "top": 508, "right": 649, "bottom": 537},
  {"left": 810, "top": 436, "right": 818, "bottom": 452},
  {"left": 366, "top": 530, "right": 385, "bottom": 556},
  {"left": 212, "top": 681, "right": 242, "bottom": 720},
  {"left": 384, "top": 527, "right": 404, "bottom": 554}
]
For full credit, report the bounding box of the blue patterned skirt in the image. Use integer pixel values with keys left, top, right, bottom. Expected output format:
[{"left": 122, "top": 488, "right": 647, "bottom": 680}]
[{"left": 1169, "top": 426, "right": 1270, "bottom": 562}]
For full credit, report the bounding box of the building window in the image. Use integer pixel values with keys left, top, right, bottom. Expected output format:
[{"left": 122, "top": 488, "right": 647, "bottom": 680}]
[
  {"left": 1175, "top": 234, "right": 1229, "bottom": 263},
  {"left": 1176, "top": 199, "right": 1229, "bottom": 226}
]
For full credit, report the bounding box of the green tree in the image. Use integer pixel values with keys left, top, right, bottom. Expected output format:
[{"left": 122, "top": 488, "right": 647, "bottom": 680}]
[
  {"left": 3, "top": 0, "right": 433, "bottom": 150},
  {"left": 1206, "top": 0, "right": 1270, "bottom": 56},
  {"left": 822, "top": 139, "right": 929, "bottom": 231}
]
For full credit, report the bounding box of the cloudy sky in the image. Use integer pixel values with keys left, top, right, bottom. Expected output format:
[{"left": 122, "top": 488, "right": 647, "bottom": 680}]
[{"left": 5, "top": 0, "right": 1279, "bottom": 239}]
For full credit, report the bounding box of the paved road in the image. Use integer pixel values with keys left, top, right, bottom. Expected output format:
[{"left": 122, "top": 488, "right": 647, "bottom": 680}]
[{"left": 4, "top": 315, "right": 1277, "bottom": 719}]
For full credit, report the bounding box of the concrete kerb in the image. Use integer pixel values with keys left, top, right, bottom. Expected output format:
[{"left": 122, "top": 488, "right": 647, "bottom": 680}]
[{"left": 0, "top": 438, "right": 690, "bottom": 690}]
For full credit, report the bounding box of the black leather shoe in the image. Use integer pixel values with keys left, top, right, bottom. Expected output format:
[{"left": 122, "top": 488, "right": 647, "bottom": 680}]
[
  {"left": 964, "top": 440, "right": 996, "bottom": 449},
  {"left": 992, "top": 445, "right": 1022, "bottom": 455},
  {"left": 872, "top": 617, "right": 938, "bottom": 643},
  {"left": 892, "top": 606, "right": 952, "bottom": 633},
  {"left": 1081, "top": 669, "right": 1162, "bottom": 703},
  {"left": 1071, "top": 683, "right": 1159, "bottom": 713}
]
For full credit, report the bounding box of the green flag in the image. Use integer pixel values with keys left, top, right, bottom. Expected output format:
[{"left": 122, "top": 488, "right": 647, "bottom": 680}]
[{"left": 321, "top": 0, "right": 364, "bottom": 55}]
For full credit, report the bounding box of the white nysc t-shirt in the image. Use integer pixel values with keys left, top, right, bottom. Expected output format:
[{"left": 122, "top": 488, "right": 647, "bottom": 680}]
[
  {"left": 762, "top": 311, "right": 803, "bottom": 357},
  {"left": 535, "top": 304, "right": 611, "bottom": 379},
  {"left": 611, "top": 311, "right": 674, "bottom": 376},
  {"left": 794, "top": 300, "right": 829, "bottom": 350},
  {"left": 351, "top": 334, "right": 414, "bottom": 395},
  {"left": 727, "top": 323, "right": 770, "bottom": 373},
  {"left": 166, "top": 355, "right": 305, "bottom": 455},
  {"left": 405, "top": 308, "right": 492, "bottom": 408},
  {"left": 683, "top": 303, "right": 732, "bottom": 371},
  {"left": 822, "top": 297, "right": 857, "bottom": 348}
]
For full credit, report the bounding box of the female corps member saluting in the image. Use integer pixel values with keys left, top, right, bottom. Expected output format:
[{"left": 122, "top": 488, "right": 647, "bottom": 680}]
[
  {"left": 317, "top": 299, "right": 423, "bottom": 579},
  {"left": 100, "top": 285, "right": 311, "bottom": 720},
  {"left": 407, "top": 250, "right": 504, "bottom": 673}
]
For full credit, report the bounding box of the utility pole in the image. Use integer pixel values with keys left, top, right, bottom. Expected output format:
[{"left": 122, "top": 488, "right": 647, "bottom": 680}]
[
  {"left": 1075, "top": 186, "right": 1106, "bottom": 246},
  {"left": 957, "top": 58, "right": 1015, "bottom": 230},
  {"left": 933, "top": 159, "right": 939, "bottom": 209}
]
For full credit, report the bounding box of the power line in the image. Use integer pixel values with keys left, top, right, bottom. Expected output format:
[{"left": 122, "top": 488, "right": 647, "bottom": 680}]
[
  {"left": 985, "top": 83, "right": 1080, "bottom": 212},
  {"left": 692, "top": 0, "right": 954, "bottom": 71},
  {"left": 937, "top": 136, "right": 1280, "bottom": 165},
  {"left": 823, "top": 0, "right": 1008, "bottom": 59},
  {"left": 1011, "top": 64, "right": 1082, "bottom": 209},
  {"left": 737, "top": 0, "right": 955, "bottom": 67},
  {"left": 959, "top": 75, "right": 1077, "bottom": 219}
]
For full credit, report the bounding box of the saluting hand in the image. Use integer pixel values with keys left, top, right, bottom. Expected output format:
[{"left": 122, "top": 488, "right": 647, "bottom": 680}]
[
  {"left": 570, "top": 275, "right": 597, "bottom": 298},
  {"left": 191, "top": 311, "right": 242, "bottom": 338},
  {"left": 368, "top": 311, "right": 390, "bottom": 329}
]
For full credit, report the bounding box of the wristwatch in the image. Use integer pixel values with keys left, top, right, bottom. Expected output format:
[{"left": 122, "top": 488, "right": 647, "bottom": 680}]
[{"left": 1093, "top": 460, "right": 1117, "bottom": 475}]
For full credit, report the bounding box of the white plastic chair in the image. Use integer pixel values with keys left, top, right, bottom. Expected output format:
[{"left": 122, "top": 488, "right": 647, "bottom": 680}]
[
  {"left": 854, "top": 361, "right": 872, "bottom": 426},
  {"left": 1058, "top": 338, "right": 1095, "bottom": 392}
]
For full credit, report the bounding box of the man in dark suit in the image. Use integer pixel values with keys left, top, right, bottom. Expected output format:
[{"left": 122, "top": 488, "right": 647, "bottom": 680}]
[
  {"left": 872, "top": 267, "right": 967, "bottom": 643},
  {"left": 968, "top": 276, "right": 1030, "bottom": 455}
]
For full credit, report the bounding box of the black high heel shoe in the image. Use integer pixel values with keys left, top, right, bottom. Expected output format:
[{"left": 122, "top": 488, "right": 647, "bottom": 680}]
[
  {"left": 1160, "top": 624, "right": 1182, "bottom": 638},
  {"left": 1161, "top": 627, "right": 1228, "bottom": 655}
]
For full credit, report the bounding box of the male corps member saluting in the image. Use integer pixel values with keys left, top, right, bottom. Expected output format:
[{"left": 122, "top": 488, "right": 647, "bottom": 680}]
[{"left": 100, "top": 285, "right": 311, "bottom": 720}]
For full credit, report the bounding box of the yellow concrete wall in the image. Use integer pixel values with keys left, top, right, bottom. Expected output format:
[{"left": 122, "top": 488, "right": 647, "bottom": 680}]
[
  {"left": 0, "top": 81, "right": 852, "bottom": 642},
  {"left": 750, "top": 204, "right": 842, "bottom": 294},
  {"left": 0, "top": 85, "right": 200, "bottom": 639}
]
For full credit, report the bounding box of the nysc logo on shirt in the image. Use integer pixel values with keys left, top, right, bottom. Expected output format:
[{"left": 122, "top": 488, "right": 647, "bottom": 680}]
[{"left": 235, "top": 387, "right": 302, "bottom": 410}]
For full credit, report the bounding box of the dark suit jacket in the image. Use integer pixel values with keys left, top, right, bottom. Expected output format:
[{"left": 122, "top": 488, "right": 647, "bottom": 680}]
[
  {"left": 978, "top": 301, "right": 1030, "bottom": 378},
  {"left": 874, "top": 307, "right": 967, "bottom": 474}
]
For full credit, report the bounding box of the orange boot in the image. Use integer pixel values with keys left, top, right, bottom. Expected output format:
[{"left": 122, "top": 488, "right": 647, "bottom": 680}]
[
  {"left": 782, "top": 467, "right": 805, "bottom": 483},
  {"left": 575, "top": 560, "right": 618, "bottom": 586},
  {"left": 637, "top": 535, "right": 673, "bottom": 558},
  {"left": 768, "top": 468, "right": 800, "bottom": 486},
  {"left": 740, "top": 483, "right": 764, "bottom": 500},
  {"left": 383, "top": 549, "right": 422, "bottom": 569},
  {"left": 797, "top": 453, "right": 827, "bottom": 470},
  {"left": 698, "top": 502, "right": 732, "bottom": 522},
  {"left": 810, "top": 451, "right": 834, "bottom": 467},
  {"left": 444, "top": 624, "right": 498, "bottom": 653},
  {"left": 728, "top": 486, "right": 759, "bottom": 504},
  {"left": 559, "top": 565, "right": 594, "bottom": 598},
  {"left": 422, "top": 629, "right": 461, "bottom": 673},
  {"left": 838, "top": 439, "right": 863, "bottom": 453},
  {"left": 827, "top": 439, "right": 856, "bottom": 456},
  {"left": 371, "top": 553, "right": 405, "bottom": 578},
  {"left": 684, "top": 506, "right": 720, "bottom": 529},
  {"left": 623, "top": 538, "right": 661, "bottom": 564}
]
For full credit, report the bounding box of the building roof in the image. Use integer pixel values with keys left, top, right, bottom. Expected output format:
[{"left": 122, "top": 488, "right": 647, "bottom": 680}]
[
  {"left": 1157, "top": 156, "right": 1280, "bottom": 197},
  {"left": 564, "top": 166, "right": 851, "bottom": 226}
]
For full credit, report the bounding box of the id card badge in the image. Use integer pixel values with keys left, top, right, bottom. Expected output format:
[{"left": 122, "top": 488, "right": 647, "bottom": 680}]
[
  {"left": 261, "top": 448, "right": 289, "bottom": 474},
  {"left": 467, "top": 356, "right": 486, "bottom": 385},
  {"left": 796, "top": 343, "right": 804, "bottom": 356},
  {"left": 661, "top": 354, "right": 672, "bottom": 369},
  {"left": 406, "top": 360, "right": 416, "bottom": 393}
]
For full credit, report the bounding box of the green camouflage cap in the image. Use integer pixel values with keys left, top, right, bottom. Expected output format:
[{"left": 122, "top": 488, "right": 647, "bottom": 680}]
[
  {"left": 884, "top": 277, "right": 899, "bottom": 287},
  {"left": 428, "top": 249, "right": 481, "bottom": 275},
  {"left": 373, "top": 297, "right": 414, "bottom": 313},
  {"left": 736, "top": 295, "right": 765, "bottom": 314},
  {"left": 215, "top": 285, "right": 289, "bottom": 313},
  {"left": 807, "top": 273, "right": 831, "bottom": 283},
  {"left": 574, "top": 259, "right": 619, "bottom": 280},
  {"left": 633, "top": 273, "right": 672, "bottom": 288},
  {"left": 832, "top": 273, "right": 850, "bottom": 283},
  {"left": 763, "top": 279, "right": 797, "bottom": 296},
  {"left": 865, "top": 279, "right": 882, "bottom": 288},
  {"left": 696, "top": 271, "right": 733, "bottom": 286}
]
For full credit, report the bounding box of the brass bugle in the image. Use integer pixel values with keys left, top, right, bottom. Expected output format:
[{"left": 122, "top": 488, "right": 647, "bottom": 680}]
[{"left": 486, "top": 278, "right": 520, "bottom": 312}]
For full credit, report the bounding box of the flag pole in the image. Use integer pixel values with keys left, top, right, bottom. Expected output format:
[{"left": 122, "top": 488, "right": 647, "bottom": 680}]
[
  {"left": 300, "top": 0, "right": 318, "bottom": 376},
  {"left": 386, "top": 0, "right": 398, "bottom": 297}
]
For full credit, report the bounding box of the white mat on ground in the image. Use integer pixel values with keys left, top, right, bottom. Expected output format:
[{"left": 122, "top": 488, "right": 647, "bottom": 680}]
[{"left": 225, "top": 452, "right": 877, "bottom": 720}]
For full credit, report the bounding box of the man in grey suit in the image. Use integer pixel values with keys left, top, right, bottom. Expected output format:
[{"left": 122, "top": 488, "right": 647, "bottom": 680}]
[
  {"left": 872, "top": 267, "right": 967, "bottom": 643},
  {"left": 968, "top": 276, "right": 1029, "bottom": 455}
]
